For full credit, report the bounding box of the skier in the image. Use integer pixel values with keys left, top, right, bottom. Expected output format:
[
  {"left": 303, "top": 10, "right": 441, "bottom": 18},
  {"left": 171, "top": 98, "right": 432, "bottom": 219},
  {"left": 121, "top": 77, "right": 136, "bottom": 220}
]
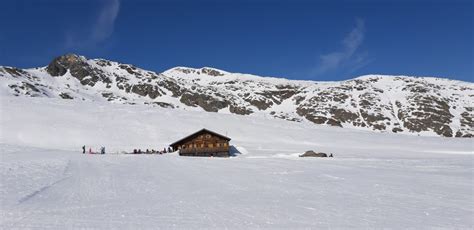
[
  {"left": 82, "top": 145, "right": 86, "bottom": 154},
  {"left": 89, "top": 147, "right": 92, "bottom": 154},
  {"left": 163, "top": 148, "right": 167, "bottom": 154},
  {"left": 101, "top": 147, "right": 105, "bottom": 154},
  {"left": 329, "top": 153, "right": 333, "bottom": 157},
  {"left": 133, "top": 149, "right": 137, "bottom": 154}
]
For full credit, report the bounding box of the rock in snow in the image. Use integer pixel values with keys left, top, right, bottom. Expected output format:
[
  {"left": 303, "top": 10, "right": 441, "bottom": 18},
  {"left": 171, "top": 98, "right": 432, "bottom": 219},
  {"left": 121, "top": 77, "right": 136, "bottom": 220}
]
[{"left": 299, "top": 150, "right": 328, "bottom": 157}]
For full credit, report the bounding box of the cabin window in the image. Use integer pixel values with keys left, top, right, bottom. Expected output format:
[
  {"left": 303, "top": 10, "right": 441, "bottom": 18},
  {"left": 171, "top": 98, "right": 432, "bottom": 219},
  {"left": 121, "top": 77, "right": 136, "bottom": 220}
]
[
  {"left": 201, "top": 144, "right": 205, "bottom": 148},
  {"left": 193, "top": 144, "right": 197, "bottom": 148},
  {"left": 188, "top": 144, "right": 192, "bottom": 148},
  {"left": 216, "top": 143, "right": 220, "bottom": 147},
  {"left": 182, "top": 145, "right": 185, "bottom": 149},
  {"left": 208, "top": 143, "right": 213, "bottom": 148},
  {"left": 223, "top": 143, "right": 228, "bottom": 147},
  {"left": 206, "top": 134, "right": 211, "bottom": 139}
]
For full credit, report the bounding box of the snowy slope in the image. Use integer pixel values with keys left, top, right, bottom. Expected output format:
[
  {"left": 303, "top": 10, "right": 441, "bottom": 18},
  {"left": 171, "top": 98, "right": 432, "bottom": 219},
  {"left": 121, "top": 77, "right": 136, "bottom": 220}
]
[
  {"left": 1, "top": 96, "right": 471, "bottom": 155},
  {"left": 0, "top": 96, "right": 473, "bottom": 229},
  {"left": 1, "top": 53, "right": 473, "bottom": 138}
]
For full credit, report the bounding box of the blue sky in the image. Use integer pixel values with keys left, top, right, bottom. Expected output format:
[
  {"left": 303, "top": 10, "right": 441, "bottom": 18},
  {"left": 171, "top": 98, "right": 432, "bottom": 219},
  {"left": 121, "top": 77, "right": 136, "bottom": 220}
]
[{"left": 1, "top": 0, "right": 472, "bottom": 82}]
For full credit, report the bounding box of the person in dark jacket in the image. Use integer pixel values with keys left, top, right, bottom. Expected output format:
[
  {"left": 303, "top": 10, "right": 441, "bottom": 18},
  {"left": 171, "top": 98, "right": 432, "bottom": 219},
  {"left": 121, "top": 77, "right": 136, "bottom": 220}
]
[{"left": 82, "top": 145, "right": 86, "bottom": 154}]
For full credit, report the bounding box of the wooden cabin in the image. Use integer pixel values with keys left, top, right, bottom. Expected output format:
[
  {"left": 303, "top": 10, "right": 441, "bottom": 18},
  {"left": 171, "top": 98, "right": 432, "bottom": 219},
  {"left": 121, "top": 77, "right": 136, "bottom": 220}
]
[{"left": 170, "top": 129, "right": 231, "bottom": 157}]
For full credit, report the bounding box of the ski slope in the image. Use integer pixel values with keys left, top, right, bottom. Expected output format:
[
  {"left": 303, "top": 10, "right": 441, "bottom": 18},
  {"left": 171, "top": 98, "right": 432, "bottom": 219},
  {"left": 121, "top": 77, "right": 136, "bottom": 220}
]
[{"left": 0, "top": 96, "right": 473, "bottom": 229}]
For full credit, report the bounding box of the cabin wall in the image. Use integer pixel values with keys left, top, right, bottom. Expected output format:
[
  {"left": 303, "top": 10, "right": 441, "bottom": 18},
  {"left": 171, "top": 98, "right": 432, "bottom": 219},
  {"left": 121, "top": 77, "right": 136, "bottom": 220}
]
[
  {"left": 176, "top": 133, "right": 230, "bottom": 157},
  {"left": 179, "top": 136, "right": 229, "bottom": 149}
]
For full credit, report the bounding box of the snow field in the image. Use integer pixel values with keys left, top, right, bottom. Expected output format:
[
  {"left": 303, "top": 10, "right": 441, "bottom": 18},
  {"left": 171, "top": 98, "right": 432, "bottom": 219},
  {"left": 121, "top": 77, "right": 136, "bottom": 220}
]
[{"left": 0, "top": 96, "right": 473, "bottom": 229}]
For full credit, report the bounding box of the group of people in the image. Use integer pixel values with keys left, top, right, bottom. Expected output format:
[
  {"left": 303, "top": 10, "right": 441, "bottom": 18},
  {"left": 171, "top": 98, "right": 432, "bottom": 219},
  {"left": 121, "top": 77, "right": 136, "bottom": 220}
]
[
  {"left": 81, "top": 145, "right": 174, "bottom": 155},
  {"left": 132, "top": 147, "right": 173, "bottom": 154},
  {"left": 82, "top": 145, "right": 106, "bottom": 154}
]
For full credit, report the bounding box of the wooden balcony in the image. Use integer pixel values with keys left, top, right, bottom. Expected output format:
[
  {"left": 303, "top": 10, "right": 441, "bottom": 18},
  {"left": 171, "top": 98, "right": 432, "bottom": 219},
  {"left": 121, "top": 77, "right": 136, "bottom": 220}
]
[{"left": 179, "top": 147, "right": 229, "bottom": 154}]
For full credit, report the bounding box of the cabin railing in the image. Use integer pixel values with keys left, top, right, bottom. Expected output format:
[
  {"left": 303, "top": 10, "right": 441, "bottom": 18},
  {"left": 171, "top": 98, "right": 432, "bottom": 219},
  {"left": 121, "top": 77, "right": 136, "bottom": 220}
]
[{"left": 179, "top": 147, "right": 229, "bottom": 154}]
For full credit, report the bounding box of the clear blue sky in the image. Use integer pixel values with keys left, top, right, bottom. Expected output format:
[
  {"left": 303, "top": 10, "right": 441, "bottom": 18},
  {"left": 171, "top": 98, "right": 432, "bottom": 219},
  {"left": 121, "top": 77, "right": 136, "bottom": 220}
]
[{"left": 1, "top": 0, "right": 472, "bottom": 81}]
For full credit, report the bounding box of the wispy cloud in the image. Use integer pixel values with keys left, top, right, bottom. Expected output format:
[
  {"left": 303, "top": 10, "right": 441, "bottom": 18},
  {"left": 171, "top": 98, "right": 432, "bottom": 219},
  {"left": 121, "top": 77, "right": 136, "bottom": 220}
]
[
  {"left": 312, "top": 19, "right": 371, "bottom": 77},
  {"left": 91, "top": 0, "right": 120, "bottom": 44},
  {"left": 65, "top": 0, "right": 120, "bottom": 49}
]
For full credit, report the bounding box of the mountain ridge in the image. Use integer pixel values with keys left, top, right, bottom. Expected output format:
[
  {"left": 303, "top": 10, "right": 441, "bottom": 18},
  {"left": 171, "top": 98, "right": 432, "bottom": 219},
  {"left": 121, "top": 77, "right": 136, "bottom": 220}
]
[{"left": 1, "top": 53, "right": 472, "bottom": 138}]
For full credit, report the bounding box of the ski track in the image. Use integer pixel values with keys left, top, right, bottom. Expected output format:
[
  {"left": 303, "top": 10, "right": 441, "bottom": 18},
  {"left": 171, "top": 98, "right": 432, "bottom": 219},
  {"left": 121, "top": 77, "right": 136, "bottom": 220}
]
[
  {"left": 17, "top": 160, "right": 72, "bottom": 205},
  {"left": 17, "top": 176, "right": 71, "bottom": 205}
]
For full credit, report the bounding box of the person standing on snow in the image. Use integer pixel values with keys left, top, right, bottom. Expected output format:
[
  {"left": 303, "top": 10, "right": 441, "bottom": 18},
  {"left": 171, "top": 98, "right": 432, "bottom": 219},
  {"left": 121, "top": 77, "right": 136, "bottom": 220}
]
[{"left": 82, "top": 145, "right": 85, "bottom": 154}]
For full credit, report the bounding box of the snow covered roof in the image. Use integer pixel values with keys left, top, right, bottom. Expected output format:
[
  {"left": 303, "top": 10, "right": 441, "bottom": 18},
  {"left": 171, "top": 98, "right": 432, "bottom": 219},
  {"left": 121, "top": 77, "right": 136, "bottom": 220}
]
[{"left": 169, "top": 128, "right": 231, "bottom": 147}]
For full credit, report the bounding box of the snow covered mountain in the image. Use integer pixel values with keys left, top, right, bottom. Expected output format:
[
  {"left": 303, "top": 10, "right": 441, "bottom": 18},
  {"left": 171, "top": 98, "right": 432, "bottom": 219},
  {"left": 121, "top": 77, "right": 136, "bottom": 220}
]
[
  {"left": 1, "top": 53, "right": 472, "bottom": 137},
  {"left": 1, "top": 54, "right": 473, "bottom": 229}
]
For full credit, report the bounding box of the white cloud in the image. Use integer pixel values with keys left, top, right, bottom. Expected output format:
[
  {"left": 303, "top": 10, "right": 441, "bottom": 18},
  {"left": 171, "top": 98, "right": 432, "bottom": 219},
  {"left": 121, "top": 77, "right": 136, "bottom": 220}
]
[
  {"left": 65, "top": 0, "right": 120, "bottom": 49},
  {"left": 91, "top": 0, "right": 120, "bottom": 44},
  {"left": 313, "top": 19, "right": 370, "bottom": 76}
]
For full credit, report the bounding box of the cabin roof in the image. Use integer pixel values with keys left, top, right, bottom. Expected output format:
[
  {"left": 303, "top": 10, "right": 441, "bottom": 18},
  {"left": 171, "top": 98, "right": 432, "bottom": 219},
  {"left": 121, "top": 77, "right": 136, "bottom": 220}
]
[{"left": 169, "top": 128, "right": 231, "bottom": 147}]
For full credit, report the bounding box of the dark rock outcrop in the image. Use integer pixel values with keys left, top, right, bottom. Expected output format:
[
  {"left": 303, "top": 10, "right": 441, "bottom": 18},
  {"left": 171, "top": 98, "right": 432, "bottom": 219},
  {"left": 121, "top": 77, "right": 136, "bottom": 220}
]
[
  {"left": 59, "top": 92, "right": 73, "bottom": 99},
  {"left": 398, "top": 95, "right": 454, "bottom": 137},
  {"left": 131, "top": 84, "right": 162, "bottom": 99},
  {"left": 244, "top": 97, "right": 273, "bottom": 110},
  {"left": 201, "top": 68, "right": 224, "bottom": 76},
  {"left": 46, "top": 54, "right": 109, "bottom": 86},
  {"left": 180, "top": 92, "right": 229, "bottom": 112},
  {"left": 229, "top": 104, "right": 253, "bottom": 115},
  {"left": 3, "top": 67, "right": 27, "bottom": 77},
  {"left": 299, "top": 151, "right": 328, "bottom": 157},
  {"left": 152, "top": 102, "right": 175, "bottom": 108},
  {"left": 8, "top": 82, "right": 42, "bottom": 96}
]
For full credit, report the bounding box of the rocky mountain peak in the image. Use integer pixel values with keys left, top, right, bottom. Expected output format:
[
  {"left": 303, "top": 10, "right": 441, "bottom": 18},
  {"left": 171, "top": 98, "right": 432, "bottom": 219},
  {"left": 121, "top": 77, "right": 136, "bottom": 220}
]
[
  {"left": 45, "top": 54, "right": 111, "bottom": 86},
  {"left": 46, "top": 53, "right": 87, "bottom": 76}
]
